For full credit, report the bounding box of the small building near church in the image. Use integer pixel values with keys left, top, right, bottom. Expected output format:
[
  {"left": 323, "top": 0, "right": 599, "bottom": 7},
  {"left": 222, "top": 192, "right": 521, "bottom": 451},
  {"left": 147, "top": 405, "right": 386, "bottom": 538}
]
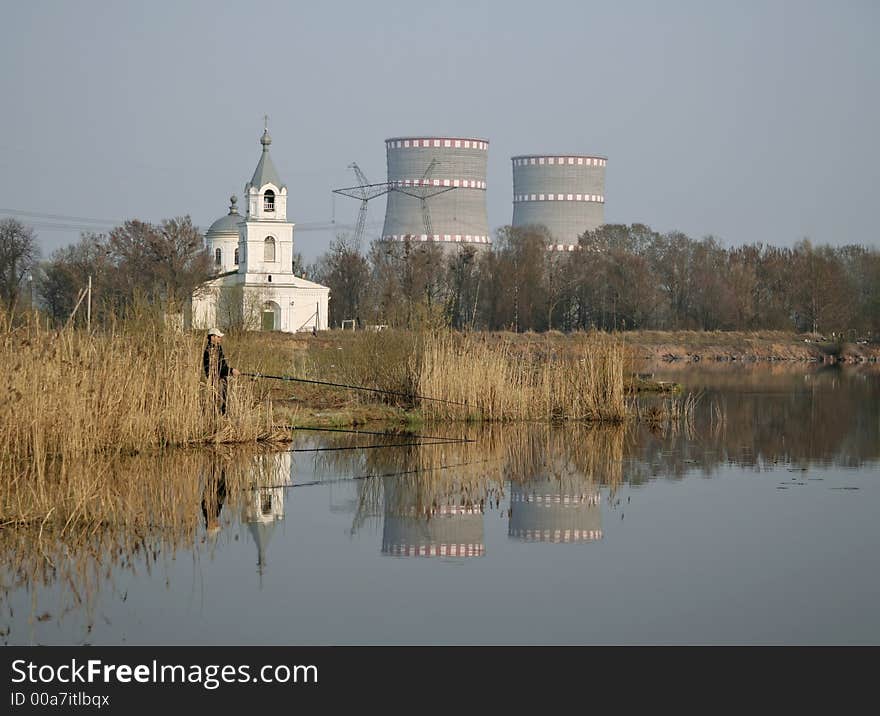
[{"left": 189, "top": 126, "right": 330, "bottom": 332}]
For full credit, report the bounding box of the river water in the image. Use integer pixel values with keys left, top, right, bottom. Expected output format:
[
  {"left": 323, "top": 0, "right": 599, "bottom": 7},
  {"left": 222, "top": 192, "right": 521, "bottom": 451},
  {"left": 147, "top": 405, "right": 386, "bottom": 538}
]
[{"left": 3, "top": 365, "right": 879, "bottom": 645}]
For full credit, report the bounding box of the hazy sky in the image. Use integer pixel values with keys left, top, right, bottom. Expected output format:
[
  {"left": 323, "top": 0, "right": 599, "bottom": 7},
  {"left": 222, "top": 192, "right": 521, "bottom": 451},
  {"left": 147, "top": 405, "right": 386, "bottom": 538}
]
[{"left": 1, "top": 0, "right": 876, "bottom": 262}]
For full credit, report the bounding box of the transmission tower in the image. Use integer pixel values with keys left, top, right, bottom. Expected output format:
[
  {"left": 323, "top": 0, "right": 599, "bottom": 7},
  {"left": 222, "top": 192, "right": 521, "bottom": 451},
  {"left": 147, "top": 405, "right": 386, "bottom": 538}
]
[
  {"left": 391, "top": 158, "right": 456, "bottom": 237},
  {"left": 331, "top": 163, "right": 392, "bottom": 245}
]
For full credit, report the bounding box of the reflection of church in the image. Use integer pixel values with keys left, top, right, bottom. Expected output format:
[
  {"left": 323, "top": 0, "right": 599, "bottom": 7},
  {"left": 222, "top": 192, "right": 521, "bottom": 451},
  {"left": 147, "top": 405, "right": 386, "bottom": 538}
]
[
  {"left": 242, "top": 453, "right": 290, "bottom": 575},
  {"left": 190, "top": 124, "right": 330, "bottom": 332},
  {"left": 508, "top": 478, "right": 602, "bottom": 543},
  {"left": 381, "top": 481, "right": 485, "bottom": 558}
]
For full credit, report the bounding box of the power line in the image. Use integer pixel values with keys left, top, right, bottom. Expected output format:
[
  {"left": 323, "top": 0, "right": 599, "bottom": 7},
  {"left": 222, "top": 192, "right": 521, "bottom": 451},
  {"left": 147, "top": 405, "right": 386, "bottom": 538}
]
[
  {"left": 0, "top": 208, "right": 123, "bottom": 226},
  {"left": 0, "top": 208, "right": 379, "bottom": 235}
]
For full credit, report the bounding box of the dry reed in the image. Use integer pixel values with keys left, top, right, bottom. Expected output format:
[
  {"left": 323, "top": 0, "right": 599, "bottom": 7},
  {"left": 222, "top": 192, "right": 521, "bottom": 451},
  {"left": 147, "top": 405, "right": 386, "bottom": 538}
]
[
  {"left": 637, "top": 392, "right": 701, "bottom": 437},
  {"left": 0, "top": 311, "right": 282, "bottom": 474},
  {"left": 417, "top": 332, "right": 628, "bottom": 422}
]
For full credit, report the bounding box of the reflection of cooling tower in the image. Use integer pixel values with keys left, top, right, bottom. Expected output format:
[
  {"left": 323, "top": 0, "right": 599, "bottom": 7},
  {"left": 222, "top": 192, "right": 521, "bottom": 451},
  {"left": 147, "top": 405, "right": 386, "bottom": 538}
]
[
  {"left": 512, "top": 154, "right": 607, "bottom": 251},
  {"left": 382, "top": 136, "right": 491, "bottom": 249},
  {"left": 381, "top": 481, "right": 485, "bottom": 558},
  {"left": 508, "top": 479, "right": 602, "bottom": 543}
]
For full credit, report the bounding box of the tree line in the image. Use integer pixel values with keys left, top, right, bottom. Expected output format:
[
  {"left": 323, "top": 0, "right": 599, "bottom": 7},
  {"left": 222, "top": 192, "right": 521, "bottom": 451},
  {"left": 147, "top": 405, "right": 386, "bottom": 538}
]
[
  {"left": 0, "top": 216, "right": 211, "bottom": 324},
  {"left": 314, "top": 224, "right": 880, "bottom": 337},
  {"left": 2, "top": 214, "right": 878, "bottom": 337}
]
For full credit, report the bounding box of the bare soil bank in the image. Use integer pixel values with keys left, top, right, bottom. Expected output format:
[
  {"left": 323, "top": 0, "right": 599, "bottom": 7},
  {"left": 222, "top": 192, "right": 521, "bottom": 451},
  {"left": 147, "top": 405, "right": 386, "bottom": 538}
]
[{"left": 620, "top": 330, "right": 880, "bottom": 364}]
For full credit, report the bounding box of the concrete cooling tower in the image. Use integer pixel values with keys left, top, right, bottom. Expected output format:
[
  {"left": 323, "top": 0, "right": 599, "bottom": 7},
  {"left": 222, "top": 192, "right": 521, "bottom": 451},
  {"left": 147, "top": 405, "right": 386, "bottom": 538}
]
[
  {"left": 508, "top": 478, "right": 602, "bottom": 543},
  {"left": 511, "top": 154, "right": 607, "bottom": 251},
  {"left": 382, "top": 136, "right": 491, "bottom": 250}
]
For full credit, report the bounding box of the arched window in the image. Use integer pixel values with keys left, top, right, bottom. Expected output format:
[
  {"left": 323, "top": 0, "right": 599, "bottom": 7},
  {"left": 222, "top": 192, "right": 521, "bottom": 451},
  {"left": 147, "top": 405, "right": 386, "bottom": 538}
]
[
  {"left": 215, "top": 248, "right": 222, "bottom": 266},
  {"left": 264, "top": 236, "right": 276, "bottom": 262},
  {"left": 263, "top": 189, "right": 275, "bottom": 212},
  {"left": 233, "top": 247, "right": 239, "bottom": 265}
]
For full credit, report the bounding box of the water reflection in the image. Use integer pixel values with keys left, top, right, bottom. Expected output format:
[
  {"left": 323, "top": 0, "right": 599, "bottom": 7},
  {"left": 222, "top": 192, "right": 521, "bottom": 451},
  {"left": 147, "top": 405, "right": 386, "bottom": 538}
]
[
  {"left": 381, "top": 485, "right": 485, "bottom": 558},
  {"left": 635, "top": 365, "right": 880, "bottom": 474},
  {"left": 201, "top": 458, "right": 227, "bottom": 535},
  {"left": 1, "top": 366, "right": 878, "bottom": 644},
  {"left": 0, "top": 447, "right": 294, "bottom": 641},
  {"left": 509, "top": 480, "right": 602, "bottom": 543},
  {"left": 242, "top": 453, "right": 289, "bottom": 576}
]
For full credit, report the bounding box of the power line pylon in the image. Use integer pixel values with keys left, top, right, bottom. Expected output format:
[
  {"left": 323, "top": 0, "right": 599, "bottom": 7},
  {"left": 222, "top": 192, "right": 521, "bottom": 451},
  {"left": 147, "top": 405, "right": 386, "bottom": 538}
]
[
  {"left": 331, "top": 163, "right": 392, "bottom": 246},
  {"left": 391, "top": 158, "right": 456, "bottom": 238}
]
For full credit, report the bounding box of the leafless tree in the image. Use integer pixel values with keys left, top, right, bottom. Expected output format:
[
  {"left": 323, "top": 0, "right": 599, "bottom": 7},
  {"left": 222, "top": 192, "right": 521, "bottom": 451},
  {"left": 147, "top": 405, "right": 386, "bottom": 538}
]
[
  {"left": 108, "top": 216, "right": 211, "bottom": 312},
  {"left": 0, "top": 218, "right": 39, "bottom": 313}
]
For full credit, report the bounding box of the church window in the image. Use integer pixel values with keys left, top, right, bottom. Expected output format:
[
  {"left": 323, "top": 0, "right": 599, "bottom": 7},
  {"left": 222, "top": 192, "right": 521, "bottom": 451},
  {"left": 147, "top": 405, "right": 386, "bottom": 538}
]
[
  {"left": 215, "top": 248, "right": 222, "bottom": 266},
  {"left": 264, "top": 236, "right": 276, "bottom": 262},
  {"left": 234, "top": 247, "right": 239, "bottom": 265},
  {"left": 264, "top": 190, "right": 275, "bottom": 212}
]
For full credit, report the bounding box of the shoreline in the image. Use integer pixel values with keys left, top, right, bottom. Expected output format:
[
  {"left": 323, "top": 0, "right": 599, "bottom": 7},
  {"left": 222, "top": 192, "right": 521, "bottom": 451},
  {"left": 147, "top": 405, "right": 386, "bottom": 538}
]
[{"left": 620, "top": 330, "right": 880, "bottom": 365}]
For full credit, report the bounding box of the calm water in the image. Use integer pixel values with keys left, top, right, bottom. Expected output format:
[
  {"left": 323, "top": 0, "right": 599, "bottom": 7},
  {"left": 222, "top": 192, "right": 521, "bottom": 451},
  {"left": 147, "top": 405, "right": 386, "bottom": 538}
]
[{"left": 3, "top": 366, "right": 879, "bottom": 645}]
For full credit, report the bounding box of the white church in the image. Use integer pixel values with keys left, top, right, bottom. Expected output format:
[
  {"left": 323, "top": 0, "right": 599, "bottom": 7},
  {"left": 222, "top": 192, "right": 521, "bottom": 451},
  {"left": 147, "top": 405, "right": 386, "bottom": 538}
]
[{"left": 190, "top": 125, "right": 330, "bottom": 332}]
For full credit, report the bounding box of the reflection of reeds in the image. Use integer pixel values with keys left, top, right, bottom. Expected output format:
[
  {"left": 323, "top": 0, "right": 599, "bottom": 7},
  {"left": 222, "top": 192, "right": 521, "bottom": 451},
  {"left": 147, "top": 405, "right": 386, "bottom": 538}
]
[
  {"left": 709, "top": 397, "right": 727, "bottom": 439},
  {"left": 637, "top": 392, "right": 701, "bottom": 439},
  {"left": 0, "top": 447, "right": 289, "bottom": 632},
  {"left": 418, "top": 332, "right": 628, "bottom": 422},
  {"left": 0, "top": 311, "right": 283, "bottom": 476}
]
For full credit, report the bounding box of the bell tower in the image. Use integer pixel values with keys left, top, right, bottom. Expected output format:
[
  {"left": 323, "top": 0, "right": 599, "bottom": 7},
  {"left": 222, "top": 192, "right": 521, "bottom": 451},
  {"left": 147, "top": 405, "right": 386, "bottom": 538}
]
[{"left": 240, "top": 118, "right": 295, "bottom": 277}]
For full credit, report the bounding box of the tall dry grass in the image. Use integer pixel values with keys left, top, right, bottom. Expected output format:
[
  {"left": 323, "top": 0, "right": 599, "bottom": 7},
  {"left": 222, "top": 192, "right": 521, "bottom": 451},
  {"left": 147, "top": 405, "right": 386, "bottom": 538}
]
[
  {"left": 0, "top": 310, "right": 281, "bottom": 473},
  {"left": 418, "top": 332, "right": 628, "bottom": 422}
]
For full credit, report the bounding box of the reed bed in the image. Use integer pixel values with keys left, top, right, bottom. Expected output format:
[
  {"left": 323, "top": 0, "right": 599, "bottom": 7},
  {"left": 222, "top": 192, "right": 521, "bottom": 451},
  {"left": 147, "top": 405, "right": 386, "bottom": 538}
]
[
  {"left": 418, "top": 332, "right": 628, "bottom": 422},
  {"left": 0, "top": 311, "right": 282, "bottom": 473}
]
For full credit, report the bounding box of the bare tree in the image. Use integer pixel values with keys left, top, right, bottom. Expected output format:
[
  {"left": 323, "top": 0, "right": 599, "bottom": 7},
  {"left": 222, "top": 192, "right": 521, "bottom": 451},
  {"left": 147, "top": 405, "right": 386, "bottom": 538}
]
[
  {"left": 38, "top": 232, "right": 115, "bottom": 325},
  {"left": 108, "top": 216, "right": 211, "bottom": 312},
  {"left": 315, "top": 235, "right": 370, "bottom": 326},
  {"left": 0, "top": 218, "right": 39, "bottom": 312}
]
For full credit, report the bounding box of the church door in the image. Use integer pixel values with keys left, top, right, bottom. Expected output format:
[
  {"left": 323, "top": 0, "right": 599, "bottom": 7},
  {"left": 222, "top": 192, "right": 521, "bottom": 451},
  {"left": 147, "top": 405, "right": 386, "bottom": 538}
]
[{"left": 261, "top": 310, "right": 275, "bottom": 331}]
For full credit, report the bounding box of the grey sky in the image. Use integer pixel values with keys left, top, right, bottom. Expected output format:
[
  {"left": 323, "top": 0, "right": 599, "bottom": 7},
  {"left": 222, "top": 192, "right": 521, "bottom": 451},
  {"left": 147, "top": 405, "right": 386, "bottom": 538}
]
[{"left": 1, "top": 0, "right": 876, "bottom": 262}]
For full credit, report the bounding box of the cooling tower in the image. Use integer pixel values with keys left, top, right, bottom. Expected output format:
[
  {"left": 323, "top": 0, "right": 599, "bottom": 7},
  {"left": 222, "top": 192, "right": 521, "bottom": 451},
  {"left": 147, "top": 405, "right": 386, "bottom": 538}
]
[
  {"left": 511, "top": 154, "right": 607, "bottom": 251},
  {"left": 508, "top": 479, "right": 602, "bottom": 543},
  {"left": 382, "top": 136, "right": 491, "bottom": 250}
]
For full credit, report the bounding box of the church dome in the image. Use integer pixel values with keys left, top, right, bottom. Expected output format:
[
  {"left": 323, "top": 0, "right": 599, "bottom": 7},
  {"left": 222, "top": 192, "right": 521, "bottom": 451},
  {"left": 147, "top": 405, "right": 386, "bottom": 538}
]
[{"left": 206, "top": 196, "right": 243, "bottom": 236}]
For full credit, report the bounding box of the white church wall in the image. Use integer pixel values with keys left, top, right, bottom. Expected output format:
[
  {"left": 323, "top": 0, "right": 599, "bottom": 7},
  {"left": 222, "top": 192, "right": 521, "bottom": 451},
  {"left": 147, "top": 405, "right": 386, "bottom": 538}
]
[
  {"left": 191, "top": 284, "right": 220, "bottom": 329},
  {"left": 241, "top": 223, "right": 294, "bottom": 277},
  {"left": 209, "top": 236, "right": 239, "bottom": 273},
  {"left": 289, "top": 290, "right": 329, "bottom": 332}
]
